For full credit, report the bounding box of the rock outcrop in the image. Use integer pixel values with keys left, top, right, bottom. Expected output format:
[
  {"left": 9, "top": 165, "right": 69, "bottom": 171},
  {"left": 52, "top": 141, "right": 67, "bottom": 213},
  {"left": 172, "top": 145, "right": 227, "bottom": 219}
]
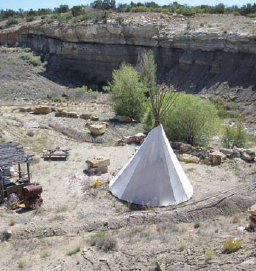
[{"left": 0, "top": 14, "right": 255, "bottom": 112}]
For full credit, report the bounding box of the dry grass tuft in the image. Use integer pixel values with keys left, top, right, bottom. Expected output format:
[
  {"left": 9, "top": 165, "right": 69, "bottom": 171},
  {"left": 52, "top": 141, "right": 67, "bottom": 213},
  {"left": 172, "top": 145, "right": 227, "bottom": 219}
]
[
  {"left": 67, "top": 245, "right": 80, "bottom": 256},
  {"left": 90, "top": 230, "right": 118, "bottom": 252}
]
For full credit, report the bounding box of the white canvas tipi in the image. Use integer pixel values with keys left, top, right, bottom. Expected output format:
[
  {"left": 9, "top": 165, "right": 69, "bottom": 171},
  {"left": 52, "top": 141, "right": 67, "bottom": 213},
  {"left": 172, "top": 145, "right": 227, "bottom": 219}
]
[{"left": 109, "top": 124, "right": 193, "bottom": 207}]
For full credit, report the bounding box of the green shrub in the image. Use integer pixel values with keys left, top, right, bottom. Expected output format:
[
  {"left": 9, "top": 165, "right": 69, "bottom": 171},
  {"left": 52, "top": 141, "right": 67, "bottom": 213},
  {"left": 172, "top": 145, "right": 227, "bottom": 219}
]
[
  {"left": 76, "top": 85, "right": 87, "bottom": 92},
  {"left": 143, "top": 106, "right": 154, "bottom": 133},
  {"left": 64, "top": 13, "right": 73, "bottom": 21},
  {"left": 6, "top": 17, "right": 19, "bottom": 25},
  {"left": 205, "top": 250, "right": 216, "bottom": 261},
  {"left": 50, "top": 14, "right": 58, "bottom": 19},
  {"left": 52, "top": 95, "right": 65, "bottom": 103},
  {"left": 40, "top": 249, "right": 51, "bottom": 258},
  {"left": 246, "top": 13, "right": 256, "bottom": 18},
  {"left": 28, "top": 55, "right": 41, "bottom": 66},
  {"left": 222, "top": 120, "right": 247, "bottom": 148},
  {"left": 71, "top": 5, "right": 83, "bottom": 17},
  {"left": 25, "top": 15, "right": 34, "bottom": 22},
  {"left": 162, "top": 94, "right": 220, "bottom": 146},
  {"left": 47, "top": 19, "right": 54, "bottom": 24},
  {"left": 102, "top": 85, "right": 110, "bottom": 92},
  {"left": 109, "top": 63, "right": 147, "bottom": 122},
  {"left": 223, "top": 237, "right": 241, "bottom": 253}
]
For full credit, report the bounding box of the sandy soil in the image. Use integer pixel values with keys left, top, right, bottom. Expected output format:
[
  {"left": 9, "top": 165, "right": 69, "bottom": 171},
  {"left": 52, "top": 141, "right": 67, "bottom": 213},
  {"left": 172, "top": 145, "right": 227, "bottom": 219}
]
[{"left": 0, "top": 101, "right": 256, "bottom": 271}]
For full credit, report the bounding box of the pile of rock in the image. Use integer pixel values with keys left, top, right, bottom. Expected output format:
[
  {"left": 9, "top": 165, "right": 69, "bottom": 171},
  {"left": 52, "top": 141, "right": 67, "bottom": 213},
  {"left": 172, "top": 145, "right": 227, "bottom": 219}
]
[
  {"left": 33, "top": 106, "right": 52, "bottom": 114},
  {"left": 85, "top": 156, "right": 110, "bottom": 175},
  {"left": 55, "top": 108, "right": 79, "bottom": 118},
  {"left": 220, "top": 148, "right": 255, "bottom": 162},
  {"left": 55, "top": 108, "right": 99, "bottom": 120},
  {"left": 172, "top": 142, "right": 255, "bottom": 165},
  {"left": 118, "top": 133, "right": 146, "bottom": 145}
]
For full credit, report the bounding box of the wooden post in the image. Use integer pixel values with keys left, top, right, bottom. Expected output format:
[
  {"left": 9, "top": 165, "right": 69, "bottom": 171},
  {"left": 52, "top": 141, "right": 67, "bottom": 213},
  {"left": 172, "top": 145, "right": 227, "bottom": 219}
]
[
  {"left": 27, "top": 163, "right": 30, "bottom": 182},
  {"left": 18, "top": 164, "right": 22, "bottom": 178}
]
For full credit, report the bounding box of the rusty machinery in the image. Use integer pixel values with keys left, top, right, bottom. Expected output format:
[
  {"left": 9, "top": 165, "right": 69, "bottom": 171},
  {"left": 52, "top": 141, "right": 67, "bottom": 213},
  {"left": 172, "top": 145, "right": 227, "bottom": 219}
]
[{"left": 0, "top": 142, "right": 43, "bottom": 209}]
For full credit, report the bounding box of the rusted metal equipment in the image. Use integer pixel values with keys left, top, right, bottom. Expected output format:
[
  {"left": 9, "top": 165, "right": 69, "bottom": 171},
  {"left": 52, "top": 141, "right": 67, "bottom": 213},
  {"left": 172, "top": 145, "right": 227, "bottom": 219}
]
[
  {"left": 0, "top": 142, "right": 43, "bottom": 209},
  {"left": 43, "top": 146, "right": 70, "bottom": 160},
  {"left": 23, "top": 184, "right": 43, "bottom": 209},
  {"left": 118, "top": 133, "right": 146, "bottom": 146}
]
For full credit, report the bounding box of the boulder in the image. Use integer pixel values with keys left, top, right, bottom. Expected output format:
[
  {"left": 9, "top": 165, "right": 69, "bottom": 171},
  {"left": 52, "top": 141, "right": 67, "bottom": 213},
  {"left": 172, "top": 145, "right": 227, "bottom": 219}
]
[
  {"left": 230, "top": 148, "right": 241, "bottom": 159},
  {"left": 66, "top": 111, "right": 79, "bottom": 118},
  {"left": 246, "top": 149, "right": 255, "bottom": 156},
  {"left": 86, "top": 156, "right": 110, "bottom": 174},
  {"left": 55, "top": 111, "right": 67, "bottom": 117},
  {"left": 80, "top": 113, "right": 93, "bottom": 120},
  {"left": 220, "top": 148, "right": 234, "bottom": 157},
  {"left": 248, "top": 204, "right": 256, "bottom": 216},
  {"left": 20, "top": 107, "right": 32, "bottom": 112},
  {"left": 178, "top": 154, "right": 200, "bottom": 164},
  {"left": 202, "top": 157, "right": 212, "bottom": 165},
  {"left": 90, "top": 115, "right": 99, "bottom": 121},
  {"left": 241, "top": 151, "right": 255, "bottom": 162},
  {"left": 89, "top": 123, "right": 106, "bottom": 136},
  {"left": 33, "top": 106, "right": 52, "bottom": 114},
  {"left": 110, "top": 115, "right": 131, "bottom": 123},
  {"left": 210, "top": 151, "right": 226, "bottom": 165},
  {"left": 249, "top": 216, "right": 256, "bottom": 228},
  {"left": 180, "top": 143, "right": 193, "bottom": 153}
]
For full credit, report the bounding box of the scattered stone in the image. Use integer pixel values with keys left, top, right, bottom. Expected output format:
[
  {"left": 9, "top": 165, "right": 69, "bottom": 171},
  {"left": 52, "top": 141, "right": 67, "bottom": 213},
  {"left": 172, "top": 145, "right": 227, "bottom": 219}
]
[
  {"left": 230, "top": 148, "right": 241, "bottom": 158},
  {"left": 220, "top": 148, "right": 234, "bottom": 157},
  {"left": 19, "top": 107, "right": 32, "bottom": 112},
  {"left": 1, "top": 230, "right": 12, "bottom": 241},
  {"left": 178, "top": 154, "right": 200, "bottom": 164},
  {"left": 246, "top": 204, "right": 256, "bottom": 231},
  {"left": 66, "top": 111, "right": 79, "bottom": 118},
  {"left": 180, "top": 143, "right": 193, "bottom": 153},
  {"left": 90, "top": 115, "right": 99, "bottom": 121},
  {"left": 33, "top": 106, "right": 52, "bottom": 114},
  {"left": 201, "top": 157, "right": 212, "bottom": 165},
  {"left": 89, "top": 123, "right": 106, "bottom": 136},
  {"left": 80, "top": 113, "right": 93, "bottom": 120},
  {"left": 86, "top": 156, "right": 110, "bottom": 174},
  {"left": 55, "top": 111, "right": 67, "bottom": 117},
  {"left": 241, "top": 151, "right": 255, "bottom": 162},
  {"left": 210, "top": 151, "right": 226, "bottom": 165}
]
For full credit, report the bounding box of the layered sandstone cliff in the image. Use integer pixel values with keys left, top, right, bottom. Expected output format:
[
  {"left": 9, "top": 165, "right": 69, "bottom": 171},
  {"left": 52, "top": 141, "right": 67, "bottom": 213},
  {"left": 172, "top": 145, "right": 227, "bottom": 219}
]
[{"left": 0, "top": 13, "right": 255, "bottom": 108}]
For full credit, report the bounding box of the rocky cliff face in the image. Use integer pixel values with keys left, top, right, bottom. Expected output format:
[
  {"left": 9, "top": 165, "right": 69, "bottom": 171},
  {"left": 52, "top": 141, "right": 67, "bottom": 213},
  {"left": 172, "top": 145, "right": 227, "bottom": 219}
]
[{"left": 0, "top": 14, "right": 255, "bottom": 111}]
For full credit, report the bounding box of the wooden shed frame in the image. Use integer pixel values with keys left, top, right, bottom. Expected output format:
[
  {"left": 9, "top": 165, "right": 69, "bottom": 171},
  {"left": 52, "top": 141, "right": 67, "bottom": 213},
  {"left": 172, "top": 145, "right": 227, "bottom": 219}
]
[{"left": 0, "top": 142, "right": 33, "bottom": 203}]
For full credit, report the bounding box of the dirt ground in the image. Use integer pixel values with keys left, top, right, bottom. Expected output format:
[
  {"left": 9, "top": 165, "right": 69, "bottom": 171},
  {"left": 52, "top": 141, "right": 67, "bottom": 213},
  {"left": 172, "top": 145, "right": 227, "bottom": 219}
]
[
  {"left": 0, "top": 99, "right": 256, "bottom": 271},
  {"left": 0, "top": 42, "right": 256, "bottom": 271}
]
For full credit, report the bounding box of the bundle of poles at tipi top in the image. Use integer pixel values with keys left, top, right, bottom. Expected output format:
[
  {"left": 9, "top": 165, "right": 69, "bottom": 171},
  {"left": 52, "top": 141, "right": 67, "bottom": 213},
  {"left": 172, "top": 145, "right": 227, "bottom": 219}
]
[{"left": 109, "top": 50, "right": 193, "bottom": 207}]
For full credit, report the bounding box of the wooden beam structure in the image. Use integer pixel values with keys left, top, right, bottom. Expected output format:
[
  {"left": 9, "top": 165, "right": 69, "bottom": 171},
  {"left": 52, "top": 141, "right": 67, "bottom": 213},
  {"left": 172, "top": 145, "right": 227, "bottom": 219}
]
[{"left": 0, "top": 142, "right": 33, "bottom": 167}]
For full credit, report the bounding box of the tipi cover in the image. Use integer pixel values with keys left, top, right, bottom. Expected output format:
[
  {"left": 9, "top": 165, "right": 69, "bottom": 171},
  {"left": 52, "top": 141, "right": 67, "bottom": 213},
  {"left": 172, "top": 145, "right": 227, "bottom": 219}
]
[{"left": 109, "top": 124, "right": 193, "bottom": 207}]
